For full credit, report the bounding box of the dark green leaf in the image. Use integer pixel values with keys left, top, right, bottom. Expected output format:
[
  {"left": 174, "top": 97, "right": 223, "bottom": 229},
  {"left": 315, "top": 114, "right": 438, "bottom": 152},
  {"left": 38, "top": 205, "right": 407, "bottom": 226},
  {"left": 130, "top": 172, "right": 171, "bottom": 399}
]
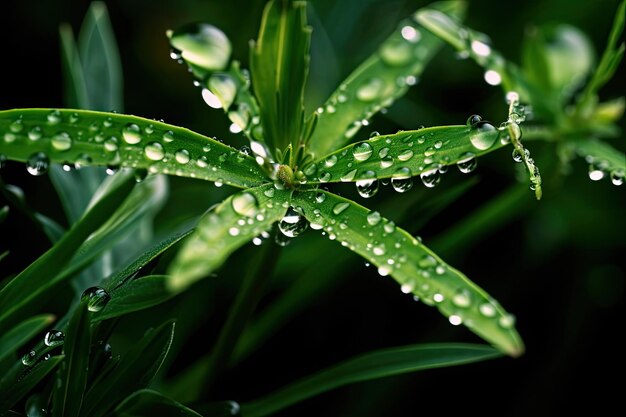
[
  {"left": 250, "top": 0, "right": 311, "bottom": 153},
  {"left": 0, "top": 356, "right": 63, "bottom": 411},
  {"left": 0, "top": 315, "right": 55, "bottom": 363},
  {"left": 292, "top": 190, "right": 524, "bottom": 356},
  {"left": 241, "top": 344, "right": 500, "bottom": 417},
  {"left": 308, "top": 1, "right": 466, "bottom": 158},
  {"left": 53, "top": 303, "right": 91, "bottom": 417},
  {"left": 167, "top": 184, "right": 290, "bottom": 292},
  {"left": 0, "top": 108, "right": 266, "bottom": 189},
  {"left": 113, "top": 389, "right": 202, "bottom": 417},
  {"left": 81, "top": 322, "right": 175, "bottom": 417},
  {"left": 565, "top": 139, "right": 626, "bottom": 184}
]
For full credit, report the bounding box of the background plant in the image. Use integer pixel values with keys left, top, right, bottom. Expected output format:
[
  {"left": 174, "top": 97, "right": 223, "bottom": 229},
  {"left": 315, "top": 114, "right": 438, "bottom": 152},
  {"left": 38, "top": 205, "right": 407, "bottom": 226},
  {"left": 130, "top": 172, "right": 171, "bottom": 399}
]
[{"left": 1, "top": 0, "right": 624, "bottom": 416}]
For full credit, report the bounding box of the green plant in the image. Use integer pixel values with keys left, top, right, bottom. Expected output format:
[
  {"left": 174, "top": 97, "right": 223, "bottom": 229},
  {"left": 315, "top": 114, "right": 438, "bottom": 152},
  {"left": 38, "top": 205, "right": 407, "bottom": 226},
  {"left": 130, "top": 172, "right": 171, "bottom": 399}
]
[{"left": 0, "top": 0, "right": 623, "bottom": 416}]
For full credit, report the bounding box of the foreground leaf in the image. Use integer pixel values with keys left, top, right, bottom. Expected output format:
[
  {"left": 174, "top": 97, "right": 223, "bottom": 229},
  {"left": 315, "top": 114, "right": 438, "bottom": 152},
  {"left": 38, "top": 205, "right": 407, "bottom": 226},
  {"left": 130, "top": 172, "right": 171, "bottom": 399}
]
[
  {"left": 0, "top": 315, "right": 55, "bottom": 364},
  {"left": 308, "top": 1, "right": 466, "bottom": 158},
  {"left": 241, "top": 343, "right": 500, "bottom": 417},
  {"left": 292, "top": 190, "right": 524, "bottom": 356},
  {"left": 114, "top": 389, "right": 202, "bottom": 417},
  {"left": 167, "top": 184, "right": 290, "bottom": 292},
  {"left": 0, "top": 108, "right": 265, "bottom": 188}
]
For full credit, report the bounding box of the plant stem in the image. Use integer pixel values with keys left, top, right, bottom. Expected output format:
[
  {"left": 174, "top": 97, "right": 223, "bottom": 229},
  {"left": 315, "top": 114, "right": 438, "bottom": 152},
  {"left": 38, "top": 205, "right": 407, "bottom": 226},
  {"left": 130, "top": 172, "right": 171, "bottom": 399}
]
[{"left": 203, "top": 240, "right": 281, "bottom": 394}]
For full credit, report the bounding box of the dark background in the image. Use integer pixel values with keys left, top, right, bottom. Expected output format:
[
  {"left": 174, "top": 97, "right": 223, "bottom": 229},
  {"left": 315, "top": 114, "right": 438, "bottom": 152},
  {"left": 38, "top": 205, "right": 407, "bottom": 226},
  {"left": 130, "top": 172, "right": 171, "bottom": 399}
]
[{"left": 1, "top": 0, "right": 625, "bottom": 416}]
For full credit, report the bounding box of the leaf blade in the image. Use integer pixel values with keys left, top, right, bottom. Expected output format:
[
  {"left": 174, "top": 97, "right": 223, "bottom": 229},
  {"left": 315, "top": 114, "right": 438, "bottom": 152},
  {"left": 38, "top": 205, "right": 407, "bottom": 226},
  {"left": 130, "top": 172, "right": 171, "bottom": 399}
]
[
  {"left": 113, "top": 389, "right": 203, "bottom": 417},
  {"left": 0, "top": 315, "right": 55, "bottom": 364}
]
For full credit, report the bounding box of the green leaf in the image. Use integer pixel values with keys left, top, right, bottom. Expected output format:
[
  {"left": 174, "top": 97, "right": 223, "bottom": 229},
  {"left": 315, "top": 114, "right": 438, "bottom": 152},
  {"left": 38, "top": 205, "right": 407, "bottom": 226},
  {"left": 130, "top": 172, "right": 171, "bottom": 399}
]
[
  {"left": 0, "top": 205, "right": 8, "bottom": 224},
  {"left": 59, "top": 24, "right": 89, "bottom": 110},
  {"left": 241, "top": 343, "right": 500, "bottom": 417},
  {"left": 292, "top": 190, "right": 524, "bottom": 357},
  {"left": 0, "top": 355, "right": 63, "bottom": 411},
  {"left": 250, "top": 0, "right": 311, "bottom": 154},
  {"left": 167, "top": 184, "right": 290, "bottom": 292},
  {"left": 307, "top": 124, "right": 506, "bottom": 183},
  {"left": 308, "top": 1, "right": 466, "bottom": 158},
  {"left": 78, "top": 2, "right": 123, "bottom": 112},
  {"left": 94, "top": 275, "right": 172, "bottom": 322},
  {"left": 0, "top": 171, "right": 135, "bottom": 333},
  {"left": 81, "top": 322, "right": 175, "bottom": 417},
  {"left": 0, "top": 315, "right": 55, "bottom": 364},
  {"left": 52, "top": 303, "right": 91, "bottom": 417},
  {"left": 0, "top": 108, "right": 266, "bottom": 189},
  {"left": 113, "top": 389, "right": 203, "bottom": 417},
  {"left": 565, "top": 139, "right": 626, "bottom": 184}
]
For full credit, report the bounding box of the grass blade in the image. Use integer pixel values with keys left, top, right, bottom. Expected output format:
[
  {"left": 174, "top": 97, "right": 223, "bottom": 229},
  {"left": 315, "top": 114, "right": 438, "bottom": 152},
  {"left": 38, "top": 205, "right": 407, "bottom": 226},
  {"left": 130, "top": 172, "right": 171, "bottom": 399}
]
[
  {"left": 167, "top": 184, "right": 290, "bottom": 292},
  {"left": 0, "top": 315, "right": 55, "bottom": 363},
  {"left": 292, "top": 190, "right": 524, "bottom": 357},
  {"left": 113, "top": 389, "right": 202, "bottom": 417},
  {"left": 52, "top": 303, "right": 91, "bottom": 417},
  {"left": 0, "top": 172, "right": 135, "bottom": 333},
  {"left": 565, "top": 139, "right": 626, "bottom": 183},
  {"left": 308, "top": 1, "right": 466, "bottom": 158},
  {"left": 0, "top": 108, "right": 266, "bottom": 188},
  {"left": 59, "top": 24, "right": 89, "bottom": 110},
  {"left": 81, "top": 322, "right": 175, "bottom": 417},
  {"left": 250, "top": 0, "right": 311, "bottom": 154},
  {"left": 0, "top": 355, "right": 63, "bottom": 411},
  {"left": 241, "top": 343, "right": 500, "bottom": 417}
]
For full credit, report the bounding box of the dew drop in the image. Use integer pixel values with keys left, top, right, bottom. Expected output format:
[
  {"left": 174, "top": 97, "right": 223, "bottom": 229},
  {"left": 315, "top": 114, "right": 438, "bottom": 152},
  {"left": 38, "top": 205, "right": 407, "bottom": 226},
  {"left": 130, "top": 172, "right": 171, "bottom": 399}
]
[
  {"left": 231, "top": 192, "right": 258, "bottom": 217},
  {"left": 452, "top": 289, "right": 472, "bottom": 308},
  {"left": 44, "top": 330, "right": 65, "bottom": 347},
  {"left": 169, "top": 23, "right": 231, "bottom": 71},
  {"left": 51, "top": 132, "right": 72, "bottom": 151},
  {"left": 163, "top": 130, "right": 175, "bottom": 143},
  {"left": 341, "top": 169, "right": 357, "bottom": 182},
  {"left": 449, "top": 315, "right": 463, "bottom": 326},
  {"left": 484, "top": 70, "right": 502, "bottom": 85},
  {"left": 470, "top": 121, "right": 498, "bottom": 150},
  {"left": 10, "top": 119, "right": 24, "bottom": 133},
  {"left": 104, "top": 136, "right": 119, "bottom": 152},
  {"left": 397, "top": 149, "right": 414, "bottom": 161},
  {"left": 208, "top": 73, "right": 238, "bottom": 109},
  {"left": 28, "top": 127, "right": 43, "bottom": 141},
  {"left": 278, "top": 208, "right": 308, "bottom": 238},
  {"left": 202, "top": 88, "right": 222, "bottom": 108},
  {"left": 479, "top": 302, "right": 496, "bottom": 318},
  {"left": 228, "top": 227, "right": 240, "bottom": 236},
  {"left": 420, "top": 166, "right": 441, "bottom": 188},
  {"left": 356, "top": 171, "right": 379, "bottom": 198},
  {"left": 324, "top": 155, "right": 338, "bottom": 167},
  {"left": 588, "top": 164, "right": 605, "bottom": 181},
  {"left": 144, "top": 142, "right": 165, "bottom": 161},
  {"left": 456, "top": 152, "right": 477, "bottom": 173},
  {"left": 22, "top": 350, "right": 37, "bottom": 366},
  {"left": 610, "top": 170, "right": 624, "bottom": 186},
  {"left": 175, "top": 149, "right": 191, "bottom": 164},
  {"left": 367, "top": 211, "right": 382, "bottom": 226},
  {"left": 81, "top": 286, "right": 111, "bottom": 312},
  {"left": 466, "top": 114, "right": 482, "bottom": 126},
  {"left": 511, "top": 148, "right": 529, "bottom": 163},
  {"left": 315, "top": 192, "right": 326, "bottom": 203},
  {"left": 498, "top": 314, "right": 516, "bottom": 329},
  {"left": 356, "top": 78, "right": 384, "bottom": 102},
  {"left": 26, "top": 152, "right": 49, "bottom": 176},
  {"left": 401, "top": 25, "right": 421, "bottom": 42},
  {"left": 380, "top": 38, "right": 413, "bottom": 66},
  {"left": 319, "top": 172, "right": 331, "bottom": 182},
  {"left": 400, "top": 282, "right": 414, "bottom": 293},
  {"left": 122, "top": 123, "right": 142, "bottom": 144},
  {"left": 391, "top": 167, "right": 413, "bottom": 193},
  {"left": 378, "top": 264, "right": 392, "bottom": 276},
  {"left": 47, "top": 110, "right": 61, "bottom": 124},
  {"left": 373, "top": 243, "right": 386, "bottom": 256},
  {"left": 470, "top": 40, "right": 491, "bottom": 57},
  {"left": 433, "top": 293, "right": 444, "bottom": 303},
  {"left": 352, "top": 142, "right": 373, "bottom": 161},
  {"left": 332, "top": 202, "right": 350, "bottom": 215}
]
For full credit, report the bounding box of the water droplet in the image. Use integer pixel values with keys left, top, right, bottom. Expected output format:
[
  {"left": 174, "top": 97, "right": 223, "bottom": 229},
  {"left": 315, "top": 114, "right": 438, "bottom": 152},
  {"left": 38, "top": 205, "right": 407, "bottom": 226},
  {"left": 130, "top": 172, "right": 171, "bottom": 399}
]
[
  {"left": 278, "top": 208, "right": 308, "bottom": 238},
  {"left": 169, "top": 23, "right": 231, "bottom": 71},
  {"left": 26, "top": 152, "right": 49, "bottom": 176},
  {"left": 367, "top": 211, "right": 382, "bottom": 226},
  {"left": 420, "top": 167, "right": 441, "bottom": 188},
  {"left": 369, "top": 131, "right": 380, "bottom": 138},
  {"left": 380, "top": 38, "right": 413, "bottom": 66},
  {"left": 51, "top": 132, "right": 72, "bottom": 151},
  {"left": 163, "top": 130, "right": 175, "bottom": 142},
  {"left": 383, "top": 221, "right": 395, "bottom": 234},
  {"left": 610, "top": 170, "right": 624, "bottom": 186},
  {"left": 202, "top": 88, "right": 222, "bottom": 108},
  {"left": 498, "top": 314, "right": 516, "bottom": 329},
  {"left": 104, "top": 136, "right": 119, "bottom": 152},
  {"left": 356, "top": 78, "right": 384, "bottom": 102},
  {"left": 433, "top": 293, "right": 444, "bottom": 303},
  {"left": 332, "top": 202, "right": 350, "bottom": 215},
  {"left": 378, "top": 264, "right": 392, "bottom": 276},
  {"left": 401, "top": 25, "right": 421, "bottom": 42},
  {"left": 208, "top": 73, "right": 238, "bottom": 109},
  {"left": 122, "top": 123, "right": 142, "bottom": 144},
  {"left": 81, "top": 286, "right": 111, "bottom": 312},
  {"left": 484, "top": 70, "right": 501, "bottom": 85},
  {"left": 378, "top": 147, "right": 389, "bottom": 158},
  {"left": 231, "top": 192, "right": 258, "bottom": 217},
  {"left": 144, "top": 142, "right": 165, "bottom": 161},
  {"left": 466, "top": 114, "right": 482, "bottom": 126},
  {"left": 391, "top": 167, "right": 413, "bottom": 192},
  {"left": 452, "top": 289, "right": 472, "bottom": 308},
  {"left": 341, "top": 169, "right": 357, "bottom": 182},
  {"left": 22, "top": 350, "right": 37, "bottom": 366},
  {"left": 44, "top": 330, "right": 65, "bottom": 347},
  {"left": 356, "top": 171, "right": 379, "bottom": 198},
  {"left": 324, "top": 155, "right": 338, "bottom": 167},
  {"left": 373, "top": 243, "right": 386, "bottom": 256},
  {"left": 470, "top": 121, "right": 498, "bottom": 150},
  {"left": 397, "top": 149, "right": 414, "bottom": 161},
  {"left": 319, "top": 172, "right": 331, "bottom": 182},
  {"left": 479, "top": 302, "right": 496, "bottom": 318},
  {"left": 10, "top": 119, "right": 24, "bottom": 133},
  {"left": 106, "top": 165, "right": 119, "bottom": 175},
  {"left": 228, "top": 227, "right": 240, "bottom": 236},
  {"left": 175, "top": 149, "right": 190, "bottom": 164},
  {"left": 352, "top": 142, "right": 373, "bottom": 161},
  {"left": 103, "top": 118, "right": 113, "bottom": 128},
  {"left": 47, "top": 110, "right": 61, "bottom": 124},
  {"left": 449, "top": 315, "right": 463, "bottom": 326},
  {"left": 28, "top": 127, "right": 43, "bottom": 141},
  {"left": 470, "top": 40, "right": 491, "bottom": 57},
  {"left": 511, "top": 148, "right": 528, "bottom": 163},
  {"left": 380, "top": 156, "right": 394, "bottom": 168},
  {"left": 315, "top": 192, "right": 326, "bottom": 203},
  {"left": 588, "top": 164, "right": 605, "bottom": 181},
  {"left": 400, "top": 282, "right": 414, "bottom": 293}
]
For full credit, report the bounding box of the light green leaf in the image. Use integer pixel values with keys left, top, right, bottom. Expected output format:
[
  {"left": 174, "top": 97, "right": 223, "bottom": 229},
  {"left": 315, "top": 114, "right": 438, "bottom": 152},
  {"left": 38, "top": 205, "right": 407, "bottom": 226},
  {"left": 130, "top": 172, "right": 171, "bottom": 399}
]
[
  {"left": 78, "top": 2, "right": 123, "bottom": 112},
  {"left": 0, "top": 108, "right": 266, "bottom": 188},
  {"left": 59, "top": 23, "right": 89, "bottom": 110},
  {"left": 94, "top": 275, "right": 173, "bottom": 322},
  {"left": 565, "top": 139, "right": 625, "bottom": 184},
  {"left": 114, "top": 389, "right": 203, "bottom": 417},
  {"left": 0, "top": 355, "right": 63, "bottom": 411},
  {"left": 167, "top": 184, "right": 290, "bottom": 292},
  {"left": 307, "top": 124, "right": 505, "bottom": 183},
  {"left": 241, "top": 343, "right": 500, "bottom": 417},
  {"left": 52, "top": 303, "right": 91, "bottom": 417},
  {"left": 292, "top": 190, "right": 524, "bottom": 357},
  {"left": 0, "top": 171, "right": 135, "bottom": 333},
  {"left": 308, "top": 1, "right": 466, "bottom": 158},
  {"left": 250, "top": 0, "right": 311, "bottom": 154},
  {"left": 81, "top": 322, "right": 175, "bottom": 417},
  {"left": 0, "top": 315, "right": 55, "bottom": 364}
]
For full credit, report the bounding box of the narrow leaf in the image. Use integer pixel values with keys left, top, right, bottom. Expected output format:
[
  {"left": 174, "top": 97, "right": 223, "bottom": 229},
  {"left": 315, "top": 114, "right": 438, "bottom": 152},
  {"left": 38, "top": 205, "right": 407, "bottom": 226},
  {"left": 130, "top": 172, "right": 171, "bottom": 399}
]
[
  {"left": 114, "top": 389, "right": 202, "bottom": 417},
  {"left": 0, "top": 355, "right": 63, "bottom": 411},
  {"left": 81, "top": 322, "right": 175, "bottom": 417},
  {"left": 566, "top": 139, "right": 626, "bottom": 184},
  {"left": 0, "top": 171, "right": 135, "bottom": 333},
  {"left": 94, "top": 275, "right": 173, "bottom": 322},
  {"left": 0, "top": 315, "right": 55, "bottom": 363},
  {"left": 59, "top": 24, "right": 89, "bottom": 110},
  {"left": 307, "top": 124, "right": 506, "bottom": 183},
  {"left": 241, "top": 343, "right": 500, "bottom": 417},
  {"left": 53, "top": 303, "right": 91, "bottom": 417},
  {"left": 0, "top": 108, "right": 266, "bottom": 188},
  {"left": 250, "top": 0, "right": 311, "bottom": 153},
  {"left": 292, "top": 190, "right": 524, "bottom": 357},
  {"left": 309, "top": 1, "right": 466, "bottom": 158},
  {"left": 167, "top": 184, "right": 290, "bottom": 292}
]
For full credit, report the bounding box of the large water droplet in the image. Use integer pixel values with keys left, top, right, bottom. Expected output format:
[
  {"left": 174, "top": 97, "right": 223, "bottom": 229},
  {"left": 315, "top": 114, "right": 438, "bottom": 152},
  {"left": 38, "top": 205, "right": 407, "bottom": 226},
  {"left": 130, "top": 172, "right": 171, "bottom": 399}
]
[
  {"left": 26, "top": 152, "right": 49, "bottom": 176},
  {"left": 278, "top": 208, "right": 308, "bottom": 238},
  {"left": 391, "top": 167, "right": 413, "bottom": 192},
  {"left": 324, "top": 155, "right": 338, "bottom": 167},
  {"left": 123, "top": 123, "right": 142, "bottom": 144},
  {"left": 51, "top": 132, "right": 72, "bottom": 151},
  {"left": 610, "top": 170, "right": 624, "bottom": 186},
  {"left": 420, "top": 166, "right": 441, "bottom": 188},
  {"left": 356, "top": 171, "right": 379, "bottom": 198},
  {"left": 332, "top": 202, "right": 350, "bottom": 215},
  {"left": 144, "top": 142, "right": 165, "bottom": 161},
  {"left": 341, "top": 169, "right": 357, "bottom": 182},
  {"left": 22, "top": 350, "right": 38, "bottom": 366},
  {"left": 452, "top": 289, "right": 472, "bottom": 308},
  {"left": 169, "top": 23, "right": 232, "bottom": 71},
  {"left": 44, "top": 330, "right": 65, "bottom": 347},
  {"left": 469, "top": 121, "right": 498, "bottom": 150},
  {"left": 47, "top": 110, "right": 61, "bottom": 124},
  {"left": 588, "top": 164, "right": 605, "bottom": 181},
  {"left": 352, "top": 142, "right": 373, "bottom": 161},
  {"left": 397, "top": 149, "right": 413, "bottom": 161},
  {"left": 202, "top": 88, "right": 222, "bottom": 108},
  {"left": 104, "top": 136, "right": 119, "bottom": 152},
  {"left": 231, "top": 192, "right": 258, "bottom": 217},
  {"left": 379, "top": 38, "right": 413, "bottom": 66},
  {"left": 470, "top": 40, "right": 491, "bottom": 57},
  {"left": 208, "top": 73, "right": 238, "bottom": 109},
  {"left": 28, "top": 127, "right": 43, "bottom": 141},
  {"left": 356, "top": 78, "right": 384, "bottom": 102},
  {"left": 484, "top": 70, "right": 502, "bottom": 85},
  {"left": 175, "top": 149, "right": 190, "bottom": 164},
  {"left": 456, "top": 152, "right": 477, "bottom": 173},
  {"left": 479, "top": 302, "right": 496, "bottom": 318},
  {"left": 81, "top": 286, "right": 111, "bottom": 312}
]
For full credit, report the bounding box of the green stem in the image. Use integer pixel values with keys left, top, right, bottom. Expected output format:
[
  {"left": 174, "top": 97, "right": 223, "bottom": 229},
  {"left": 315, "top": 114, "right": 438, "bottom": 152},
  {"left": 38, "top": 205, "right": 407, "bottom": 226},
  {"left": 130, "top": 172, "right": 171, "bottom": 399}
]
[{"left": 203, "top": 241, "right": 282, "bottom": 394}]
